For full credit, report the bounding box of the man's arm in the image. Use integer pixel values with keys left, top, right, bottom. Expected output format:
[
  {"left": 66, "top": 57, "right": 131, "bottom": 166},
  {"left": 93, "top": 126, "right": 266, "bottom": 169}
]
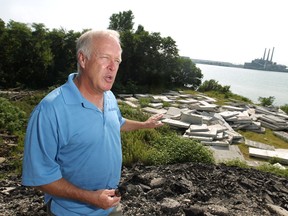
[
  {"left": 121, "top": 113, "right": 164, "bottom": 132},
  {"left": 35, "top": 178, "right": 120, "bottom": 210}
]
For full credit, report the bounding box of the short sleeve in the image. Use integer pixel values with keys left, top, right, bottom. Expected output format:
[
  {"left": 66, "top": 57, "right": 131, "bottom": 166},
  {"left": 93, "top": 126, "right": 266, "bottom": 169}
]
[{"left": 22, "top": 105, "right": 62, "bottom": 186}]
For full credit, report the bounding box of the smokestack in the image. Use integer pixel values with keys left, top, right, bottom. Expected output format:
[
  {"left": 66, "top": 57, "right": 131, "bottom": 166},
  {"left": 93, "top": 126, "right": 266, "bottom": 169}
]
[
  {"left": 263, "top": 48, "right": 266, "bottom": 60},
  {"left": 266, "top": 49, "right": 270, "bottom": 61},
  {"left": 270, "top": 47, "right": 274, "bottom": 62}
]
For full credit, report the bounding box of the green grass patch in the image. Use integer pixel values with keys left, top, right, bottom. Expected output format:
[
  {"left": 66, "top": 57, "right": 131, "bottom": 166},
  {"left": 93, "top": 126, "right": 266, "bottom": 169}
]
[
  {"left": 257, "top": 163, "right": 288, "bottom": 178},
  {"left": 239, "top": 129, "right": 288, "bottom": 149}
]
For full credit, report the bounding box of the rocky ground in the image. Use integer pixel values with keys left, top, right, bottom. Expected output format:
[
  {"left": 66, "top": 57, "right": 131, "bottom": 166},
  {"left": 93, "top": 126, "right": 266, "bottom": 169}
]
[{"left": 1, "top": 162, "right": 288, "bottom": 216}]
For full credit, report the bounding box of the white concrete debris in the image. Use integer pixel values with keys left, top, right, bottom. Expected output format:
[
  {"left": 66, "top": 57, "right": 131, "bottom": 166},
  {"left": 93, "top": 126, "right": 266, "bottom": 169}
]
[
  {"left": 119, "top": 91, "right": 288, "bottom": 164},
  {"left": 273, "top": 131, "right": 288, "bottom": 142},
  {"left": 249, "top": 147, "right": 288, "bottom": 165}
]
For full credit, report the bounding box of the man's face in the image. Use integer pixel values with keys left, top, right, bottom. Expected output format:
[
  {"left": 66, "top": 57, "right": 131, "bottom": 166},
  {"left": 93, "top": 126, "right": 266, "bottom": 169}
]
[{"left": 82, "top": 36, "right": 122, "bottom": 94}]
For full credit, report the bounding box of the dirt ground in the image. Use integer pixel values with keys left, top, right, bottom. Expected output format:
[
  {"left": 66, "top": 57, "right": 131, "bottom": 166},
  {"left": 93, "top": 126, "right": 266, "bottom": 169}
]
[{"left": 1, "top": 162, "right": 288, "bottom": 216}]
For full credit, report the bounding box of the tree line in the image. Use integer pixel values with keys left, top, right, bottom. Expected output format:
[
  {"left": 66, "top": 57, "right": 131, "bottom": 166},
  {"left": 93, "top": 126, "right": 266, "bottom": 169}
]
[{"left": 0, "top": 10, "right": 203, "bottom": 93}]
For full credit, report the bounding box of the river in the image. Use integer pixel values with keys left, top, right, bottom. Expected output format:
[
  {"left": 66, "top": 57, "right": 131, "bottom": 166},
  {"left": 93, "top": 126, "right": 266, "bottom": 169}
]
[{"left": 196, "top": 64, "right": 288, "bottom": 106}]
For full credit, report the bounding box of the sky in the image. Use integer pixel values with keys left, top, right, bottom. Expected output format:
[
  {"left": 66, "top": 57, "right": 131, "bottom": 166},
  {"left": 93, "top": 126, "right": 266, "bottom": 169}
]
[{"left": 1, "top": 0, "right": 288, "bottom": 66}]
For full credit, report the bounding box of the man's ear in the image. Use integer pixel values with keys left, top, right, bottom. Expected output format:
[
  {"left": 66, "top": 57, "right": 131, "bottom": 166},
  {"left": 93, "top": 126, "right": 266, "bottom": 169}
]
[{"left": 78, "top": 52, "right": 86, "bottom": 69}]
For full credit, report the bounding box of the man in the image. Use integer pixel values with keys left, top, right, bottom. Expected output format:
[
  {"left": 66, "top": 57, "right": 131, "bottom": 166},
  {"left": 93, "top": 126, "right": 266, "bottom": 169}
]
[{"left": 22, "top": 29, "right": 163, "bottom": 216}]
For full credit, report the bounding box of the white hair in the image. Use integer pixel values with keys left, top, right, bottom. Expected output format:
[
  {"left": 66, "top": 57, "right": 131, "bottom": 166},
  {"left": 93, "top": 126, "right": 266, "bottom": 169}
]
[{"left": 76, "top": 29, "right": 121, "bottom": 71}]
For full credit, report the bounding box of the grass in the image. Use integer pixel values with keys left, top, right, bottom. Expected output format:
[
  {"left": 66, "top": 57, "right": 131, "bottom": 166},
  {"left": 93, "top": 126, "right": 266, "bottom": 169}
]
[
  {"left": 239, "top": 129, "right": 288, "bottom": 149},
  {"left": 237, "top": 129, "right": 288, "bottom": 165},
  {"left": 237, "top": 128, "right": 288, "bottom": 162}
]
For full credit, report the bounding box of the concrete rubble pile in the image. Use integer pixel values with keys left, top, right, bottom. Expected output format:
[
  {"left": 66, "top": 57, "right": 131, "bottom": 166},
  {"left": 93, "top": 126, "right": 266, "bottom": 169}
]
[{"left": 118, "top": 91, "right": 288, "bottom": 164}]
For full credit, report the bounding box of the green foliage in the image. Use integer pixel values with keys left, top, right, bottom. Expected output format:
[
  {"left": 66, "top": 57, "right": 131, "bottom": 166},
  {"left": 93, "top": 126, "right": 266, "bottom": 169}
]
[
  {"left": 224, "top": 159, "right": 288, "bottom": 178},
  {"left": 1, "top": 12, "right": 203, "bottom": 92},
  {"left": 0, "top": 97, "right": 27, "bottom": 133},
  {"left": 223, "top": 159, "right": 250, "bottom": 169},
  {"left": 119, "top": 103, "right": 149, "bottom": 122},
  {"left": 108, "top": 10, "right": 135, "bottom": 31},
  {"left": 121, "top": 128, "right": 160, "bottom": 166},
  {"left": 162, "top": 101, "right": 170, "bottom": 108},
  {"left": 174, "top": 57, "right": 203, "bottom": 90},
  {"left": 111, "top": 12, "right": 203, "bottom": 93},
  {"left": 198, "top": 79, "right": 231, "bottom": 94},
  {"left": 138, "top": 97, "right": 152, "bottom": 108},
  {"left": 258, "top": 96, "right": 275, "bottom": 107},
  {"left": 280, "top": 104, "right": 288, "bottom": 114},
  {"left": 257, "top": 163, "right": 288, "bottom": 178},
  {"left": 147, "top": 135, "right": 214, "bottom": 165},
  {"left": 119, "top": 104, "right": 215, "bottom": 167}
]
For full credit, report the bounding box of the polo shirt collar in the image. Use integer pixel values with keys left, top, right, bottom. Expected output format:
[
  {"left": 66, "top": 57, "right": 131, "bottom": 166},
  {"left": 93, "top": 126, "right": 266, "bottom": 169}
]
[
  {"left": 61, "top": 73, "right": 83, "bottom": 105},
  {"left": 61, "top": 73, "right": 107, "bottom": 111}
]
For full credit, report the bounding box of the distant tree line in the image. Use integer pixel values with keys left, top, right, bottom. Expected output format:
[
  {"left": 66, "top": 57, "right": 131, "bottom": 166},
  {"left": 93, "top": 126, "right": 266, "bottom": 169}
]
[{"left": 0, "top": 10, "right": 203, "bottom": 92}]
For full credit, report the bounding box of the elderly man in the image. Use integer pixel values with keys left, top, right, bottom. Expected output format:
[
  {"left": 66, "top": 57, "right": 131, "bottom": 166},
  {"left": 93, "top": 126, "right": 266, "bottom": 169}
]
[{"left": 22, "top": 29, "right": 163, "bottom": 216}]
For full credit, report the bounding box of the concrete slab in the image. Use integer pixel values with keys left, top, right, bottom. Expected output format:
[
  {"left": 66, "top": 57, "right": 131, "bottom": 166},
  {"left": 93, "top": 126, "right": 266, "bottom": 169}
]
[
  {"left": 208, "top": 145, "right": 245, "bottom": 163},
  {"left": 134, "top": 94, "right": 150, "bottom": 99},
  {"left": 249, "top": 147, "right": 288, "bottom": 164},
  {"left": 183, "top": 134, "right": 213, "bottom": 142},
  {"left": 189, "top": 124, "right": 209, "bottom": 132},
  {"left": 125, "top": 97, "right": 139, "bottom": 102},
  {"left": 148, "top": 103, "right": 163, "bottom": 109},
  {"left": 207, "top": 124, "right": 228, "bottom": 133},
  {"left": 186, "top": 128, "right": 217, "bottom": 138},
  {"left": 222, "top": 105, "right": 245, "bottom": 111},
  {"left": 124, "top": 101, "right": 138, "bottom": 108},
  {"left": 273, "top": 131, "right": 288, "bottom": 142},
  {"left": 161, "top": 118, "right": 190, "bottom": 129},
  {"left": 245, "top": 139, "right": 275, "bottom": 150},
  {"left": 201, "top": 140, "right": 230, "bottom": 147},
  {"left": 180, "top": 113, "right": 203, "bottom": 124},
  {"left": 142, "top": 107, "right": 167, "bottom": 115}
]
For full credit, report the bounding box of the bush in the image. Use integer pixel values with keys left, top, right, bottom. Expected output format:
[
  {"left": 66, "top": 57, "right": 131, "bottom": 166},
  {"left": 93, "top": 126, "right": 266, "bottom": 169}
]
[
  {"left": 0, "top": 97, "right": 27, "bottom": 133},
  {"left": 280, "top": 104, "right": 288, "bottom": 114},
  {"left": 224, "top": 159, "right": 250, "bottom": 169},
  {"left": 198, "top": 79, "right": 231, "bottom": 94},
  {"left": 139, "top": 97, "right": 152, "bottom": 108},
  {"left": 119, "top": 104, "right": 215, "bottom": 166},
  {"left": 257, "top": 163, "right": 288, "bottom": 178},
  {"left": 258, "top": 96, "right": 275, "bottom": 107},
  {"left": 146, "top": 135, "right": 215, "bottom": 165}
]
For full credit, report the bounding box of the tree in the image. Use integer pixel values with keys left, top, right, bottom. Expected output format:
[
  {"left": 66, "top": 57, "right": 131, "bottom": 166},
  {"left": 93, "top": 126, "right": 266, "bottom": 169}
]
[
  {"left": 0, "top": 12, "right": 204, "bottom": 91},
  {"left": 108, "top": 10, "right": 134, "bottom": 32},
  {"left": 47, "top": 29, "right": 79, "bottom": 85},
  {"left": 110, "top": 10, "right": 203, "bottom": 92},
  {"left": 174, "top": 57, "right": 203, "bottom": 89},
  {"left": 258, "top": 96, "right": 275, "bottom": 107},
  {"left": 27, "top": 23, "right": 53, "bottom": 88},
  {"left": 0, "top": 19, "right": 6, "bottom": 87},
  {"left": 0, "top": 20, "right": 33, "bottom": 88}
]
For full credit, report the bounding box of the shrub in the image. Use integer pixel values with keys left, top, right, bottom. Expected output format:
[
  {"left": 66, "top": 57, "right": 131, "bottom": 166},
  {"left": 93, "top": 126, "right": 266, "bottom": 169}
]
[
  {"left": 258, "top": 96, "right": 275, "bottom": 107},
  {"left": 257, "top": 163, "right": 288, "bottom": 178},
  {"left": 119, "top": 104, "right": 215, "bottom": 166},
  {"left": 139, "top": 97, "right": 152, "bottom": 108},
  {"left": 0, "top": 97, "right": 27, "bottom": 133},
  {"left": 146, "top": 135, "right": 215, "bottom": 165},
  {"left": 280, "top": 104, "right": 288, "bottom": 114},
  {"left": 224, "top": 159, "right": 250, "bottom": 169},
  {"left": 198, "top": 79, "right": 231, "bottom": 94}
]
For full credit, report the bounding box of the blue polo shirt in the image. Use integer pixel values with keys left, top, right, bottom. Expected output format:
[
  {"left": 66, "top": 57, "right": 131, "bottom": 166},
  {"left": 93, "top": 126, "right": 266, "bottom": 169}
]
[{"left": 22, "top": 73, "right": 125, "bottom": 215}]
